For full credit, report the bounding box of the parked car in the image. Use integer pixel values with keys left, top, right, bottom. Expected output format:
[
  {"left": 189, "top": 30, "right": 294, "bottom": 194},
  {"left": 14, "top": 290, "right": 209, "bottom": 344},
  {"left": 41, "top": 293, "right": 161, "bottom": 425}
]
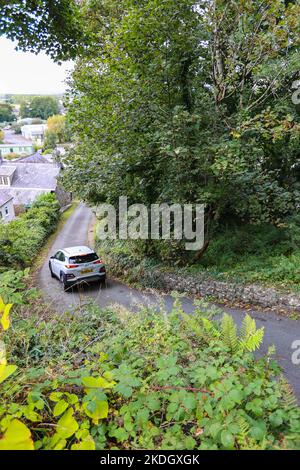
[{"left": 49, "top": 245, "right": 106, "bottom": 291}]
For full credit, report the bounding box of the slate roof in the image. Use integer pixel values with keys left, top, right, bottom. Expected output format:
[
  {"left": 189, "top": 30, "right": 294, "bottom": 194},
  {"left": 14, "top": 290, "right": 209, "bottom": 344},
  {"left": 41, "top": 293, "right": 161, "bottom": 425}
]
[
  {"left": 16, "top": 152, "right": 51, "bottom": 164},
  {"left": 12, "top": 163, "right": 59, "bottom": 189},
  {"left": 0, "top": 190, "right": 13, "bottom": 207},
  {"left": 0, "top": 160, "right": 60, "bottom": 205},
  {"left": 0, "top": 166, "right": 17, "bottom": 177}
]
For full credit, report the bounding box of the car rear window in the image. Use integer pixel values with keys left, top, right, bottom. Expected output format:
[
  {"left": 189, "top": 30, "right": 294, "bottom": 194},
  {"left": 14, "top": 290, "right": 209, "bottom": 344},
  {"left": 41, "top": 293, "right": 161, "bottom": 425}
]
[{"left": 68, "top": 253, "right": 99, "bottom": 264}]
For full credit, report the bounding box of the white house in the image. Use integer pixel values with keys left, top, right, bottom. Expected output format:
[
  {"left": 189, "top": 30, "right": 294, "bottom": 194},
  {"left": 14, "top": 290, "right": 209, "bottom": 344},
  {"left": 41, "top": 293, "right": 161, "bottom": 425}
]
[
  {"left": 0, "top": 190, "right": 15, "bottom": 223},
  {"left": 21, "top": 124, "right": 47, "bottom": 144}
]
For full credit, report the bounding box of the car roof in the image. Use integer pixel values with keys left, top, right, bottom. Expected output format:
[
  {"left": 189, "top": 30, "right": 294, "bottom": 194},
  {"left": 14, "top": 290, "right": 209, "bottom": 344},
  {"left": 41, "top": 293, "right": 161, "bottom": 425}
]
[{"left": 62, "top": 246, "right": 94, "bottom": 256}]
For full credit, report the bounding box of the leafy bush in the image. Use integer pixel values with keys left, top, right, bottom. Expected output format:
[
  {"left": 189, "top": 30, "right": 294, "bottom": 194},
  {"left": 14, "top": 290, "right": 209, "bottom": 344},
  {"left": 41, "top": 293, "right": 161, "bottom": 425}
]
[
  {"left": 97, "top": 219, "right": 300, "bottom": 291},
  {"left": 1, "top": 298, "right": 299, "bottom": 450},
  {"left": 0, "top": 193, "right": 60, "bottom": 270}
]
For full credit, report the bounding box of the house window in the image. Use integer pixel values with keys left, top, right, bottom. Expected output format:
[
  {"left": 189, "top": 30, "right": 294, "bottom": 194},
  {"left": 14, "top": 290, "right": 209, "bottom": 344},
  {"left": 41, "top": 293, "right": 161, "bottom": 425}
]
[
  {"left": 10, "top": 148, "right": 13, "bottom": 153},
  {"left": 0, "top": 176, "right": 8, "bottom": 185},
  {"left": 5, "top": 206, "right": 9, "bottom": 216}
]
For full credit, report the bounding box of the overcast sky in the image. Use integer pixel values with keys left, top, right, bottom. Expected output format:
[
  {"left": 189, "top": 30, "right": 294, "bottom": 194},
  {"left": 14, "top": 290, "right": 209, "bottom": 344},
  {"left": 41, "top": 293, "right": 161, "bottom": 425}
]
[{"left": 0, "top": 37, "right": 73, "bottom": 95}]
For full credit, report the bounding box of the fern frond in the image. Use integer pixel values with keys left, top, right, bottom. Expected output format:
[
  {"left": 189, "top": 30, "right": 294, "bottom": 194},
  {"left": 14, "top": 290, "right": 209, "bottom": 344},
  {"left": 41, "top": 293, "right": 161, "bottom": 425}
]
[
  {"left": 221, "top": 313, "right": 238, "bottom": 352},
  {"left": 181, "top": 311, "right": 211, "bottom": 343},
  {"left": 240, "top": 314, "right": 256, "bottom": 340},
  {"left": 240, "top": 328, "right": 264, "bottom": 352},
  {"left": 279, "top": 378, "right": 298, "bottom": 409},
  {"left": 201, "top": 317, "right": 220, "bottom": 338},
  {"left": 239, "top": 314, "right": 264, "bottom": 352}
]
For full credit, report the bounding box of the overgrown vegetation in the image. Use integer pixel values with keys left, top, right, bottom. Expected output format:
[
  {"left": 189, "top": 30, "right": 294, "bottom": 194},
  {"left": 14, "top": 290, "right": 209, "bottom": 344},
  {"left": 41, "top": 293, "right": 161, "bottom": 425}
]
[
  {"left": 0, "top": 295, "right": 300, "bottom": 450},
  {"left": 0, "top": 193, "right": 60, "bottom": 270},
  {"left": 60, "top": 0, "right": 300, "bottom": 272},
  {"left": 96, "top": 216, "right": 300, "bottom": 291}
]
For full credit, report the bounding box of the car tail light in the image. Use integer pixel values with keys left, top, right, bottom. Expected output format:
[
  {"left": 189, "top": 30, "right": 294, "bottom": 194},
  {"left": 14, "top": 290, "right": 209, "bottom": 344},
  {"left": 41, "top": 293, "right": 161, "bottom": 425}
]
[
  {"left": 99, "top": 266, "right": 106, "bottom": 273},
  {"left": 65, "top": 264, "right": 79, "bottom": 269},
  {"left": 93, "top": 259, "right": 103, "bottom": 264}
]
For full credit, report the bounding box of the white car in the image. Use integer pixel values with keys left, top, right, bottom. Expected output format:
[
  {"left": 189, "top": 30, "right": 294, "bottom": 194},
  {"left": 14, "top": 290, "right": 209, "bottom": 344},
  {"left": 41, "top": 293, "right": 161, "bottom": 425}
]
[{"left": 49, "top": 245, "right": 106, "bottom": 291}]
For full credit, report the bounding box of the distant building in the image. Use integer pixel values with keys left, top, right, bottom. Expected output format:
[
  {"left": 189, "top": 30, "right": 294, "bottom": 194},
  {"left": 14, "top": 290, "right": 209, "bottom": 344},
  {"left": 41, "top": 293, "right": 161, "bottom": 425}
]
[
  {"left": 21, "top": 124, "right": 47, "bottom": 144},
  {"left": 0, "top": 190, "right": 15, "bottom": 223},
  {"left": 0, "top": 143, "right": 34, "bottom": 158}
]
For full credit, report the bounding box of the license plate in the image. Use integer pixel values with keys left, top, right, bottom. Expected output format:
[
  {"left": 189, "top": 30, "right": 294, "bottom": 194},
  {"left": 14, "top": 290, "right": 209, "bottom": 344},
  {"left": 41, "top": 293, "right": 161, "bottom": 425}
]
[{"left": 81, "top": 268, "right": 92, "bottom": 274}]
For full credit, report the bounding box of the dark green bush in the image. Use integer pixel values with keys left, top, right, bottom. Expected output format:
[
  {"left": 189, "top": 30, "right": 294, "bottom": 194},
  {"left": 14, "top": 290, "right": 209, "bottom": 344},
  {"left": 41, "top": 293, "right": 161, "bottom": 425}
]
[{"left": 0, "top": 193, "right": 60, "bottom": 269}]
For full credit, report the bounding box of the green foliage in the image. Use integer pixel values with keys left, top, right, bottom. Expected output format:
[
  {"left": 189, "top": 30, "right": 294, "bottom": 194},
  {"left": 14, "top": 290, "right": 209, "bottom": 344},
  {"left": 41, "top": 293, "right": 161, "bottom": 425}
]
[
  {"left": 63, "top": 0, "right": 300, "bottom": 247},
  {"left": 20, "top": 96, "right": 59, "bottom": 120},
  {"left": 0, "top": 193, "right": 60, "bottom": 270},
  {"left": 221, "top": 313, "right": 264, "bottom": 353},
  {"left": 0, "top": 1, "right": 87, "bottom": 61},
  {"left": 0, "top": 269, "right": 36, "bottom": 305},
  {"left": 0, "top": 103, "right": 15, "bottom": 123},
  {"left": 1, "top": 300, "right": 299, "bottom": 450}
]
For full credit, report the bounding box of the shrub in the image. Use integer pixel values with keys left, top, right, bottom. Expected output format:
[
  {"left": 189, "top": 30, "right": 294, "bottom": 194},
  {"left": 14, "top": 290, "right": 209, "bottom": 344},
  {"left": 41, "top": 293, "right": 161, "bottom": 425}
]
[
  {"left": 0, "top": 193, "right": 60, "bottom": 269},
  {"left": 0, "top": 298, "right": 299, "bottom": 450}
]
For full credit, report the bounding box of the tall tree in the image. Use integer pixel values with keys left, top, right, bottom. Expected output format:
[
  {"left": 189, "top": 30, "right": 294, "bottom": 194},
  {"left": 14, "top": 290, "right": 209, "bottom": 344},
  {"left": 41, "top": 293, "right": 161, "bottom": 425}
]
[
  {"left": 0, "top": 0, "right": 87, "bottom": 60},
  {"left": 21, "top": 96, "right": 59, "bottom": 120}
]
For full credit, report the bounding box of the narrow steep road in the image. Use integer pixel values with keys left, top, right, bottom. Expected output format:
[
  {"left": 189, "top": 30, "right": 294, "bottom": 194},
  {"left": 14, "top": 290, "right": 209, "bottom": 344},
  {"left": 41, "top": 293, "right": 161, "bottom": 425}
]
[{"left": 39, "top": 203, "right": 300, "bottom": 401}]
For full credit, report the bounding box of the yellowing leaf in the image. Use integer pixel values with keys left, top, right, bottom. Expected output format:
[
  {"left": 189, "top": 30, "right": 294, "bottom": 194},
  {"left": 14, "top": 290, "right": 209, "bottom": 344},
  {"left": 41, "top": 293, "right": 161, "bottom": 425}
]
[
  {"left": 0, "top": 364, "right": 17, "bottom": 384},
  {"left": 82, "top": 375, "right": 116, "bottom": 389},
  {"left": 49, "top": 392, "right": 63, "bottom": 402},
  {"left": 0, "top": 419, "right": 34, "bottom": 450},
  {"left": 56, "top": 408, "right": 79, "bottom": 439},
  {"left": 0, "top": 303, "right": 12, "bottom": 331},
  {"left": 82, "top": 400, "right": 108, "bottom": 425},
  {"left": 53, "top": 400, "right": 69, "bottom": 417},
  {"left": 71, "top": 436, "right": 96, "bottom": 450}
]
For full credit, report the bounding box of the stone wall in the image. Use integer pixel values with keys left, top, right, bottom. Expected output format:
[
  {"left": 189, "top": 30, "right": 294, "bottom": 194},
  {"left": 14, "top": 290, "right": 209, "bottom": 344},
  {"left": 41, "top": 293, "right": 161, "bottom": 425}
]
[
  {"left": 55, "top": 185, "right": 72, "bottom": 208},
  {"left": 141, "top": 269, "right": 300, "bottom": 310}
]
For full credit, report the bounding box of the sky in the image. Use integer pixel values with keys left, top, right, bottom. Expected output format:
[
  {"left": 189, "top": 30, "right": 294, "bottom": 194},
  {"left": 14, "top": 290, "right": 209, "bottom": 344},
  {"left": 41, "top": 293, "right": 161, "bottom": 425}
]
[{"left": 0, "top": 37, "right": 73, "bottom": 95}]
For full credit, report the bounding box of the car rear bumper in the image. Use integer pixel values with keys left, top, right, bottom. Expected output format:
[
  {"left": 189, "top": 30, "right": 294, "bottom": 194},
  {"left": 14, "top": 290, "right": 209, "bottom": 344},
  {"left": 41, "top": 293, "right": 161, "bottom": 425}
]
[{"left": 65, "top": 273, "right": 106, "bottom": 286}]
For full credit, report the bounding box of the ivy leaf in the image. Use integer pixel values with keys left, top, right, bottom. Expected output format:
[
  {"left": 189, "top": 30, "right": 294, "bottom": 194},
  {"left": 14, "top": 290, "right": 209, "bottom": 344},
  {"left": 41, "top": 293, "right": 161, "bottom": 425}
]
[{"left": 0, "top": 419, "right": 34, "bottom": 450}]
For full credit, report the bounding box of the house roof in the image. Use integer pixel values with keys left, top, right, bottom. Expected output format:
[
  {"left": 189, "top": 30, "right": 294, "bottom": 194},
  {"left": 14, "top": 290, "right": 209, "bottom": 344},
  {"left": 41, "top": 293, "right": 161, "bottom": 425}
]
[
  {"left": 1, "top": 188, "right": 55, "bottom": 206},
  {"left": 21, "top": 124, "right": 47, "bottom": 133},
  {"left": 0, "top": 160, "right": 60, "bottom": 205},
  {"left": 0, "top": 190, "right": 13, "bottom": 207},
  {"left": 16, "top": 152, "right": 51, "bottom": 164},
  {"left": 10, "top": 163, "right": 60, "bottom": 190},
  {"left": 0, "top": 166, "right": 17, "bottom": 177}
]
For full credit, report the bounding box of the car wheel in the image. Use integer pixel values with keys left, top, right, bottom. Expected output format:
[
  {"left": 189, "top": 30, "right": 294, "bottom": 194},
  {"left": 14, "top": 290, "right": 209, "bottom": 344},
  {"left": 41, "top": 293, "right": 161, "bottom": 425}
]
[
  {"left": 60, "top": 273, "right": 69, "bottom": 292},
  {"left": 49, "top": 262, "right": 55, "bottom": 278}
]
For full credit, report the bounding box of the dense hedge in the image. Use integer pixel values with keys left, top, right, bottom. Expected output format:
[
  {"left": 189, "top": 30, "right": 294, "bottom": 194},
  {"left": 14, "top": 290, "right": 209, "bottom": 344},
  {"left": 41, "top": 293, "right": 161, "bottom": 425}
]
[{"left": 0, "top": 193, "right": 60, "bottom": 270}]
